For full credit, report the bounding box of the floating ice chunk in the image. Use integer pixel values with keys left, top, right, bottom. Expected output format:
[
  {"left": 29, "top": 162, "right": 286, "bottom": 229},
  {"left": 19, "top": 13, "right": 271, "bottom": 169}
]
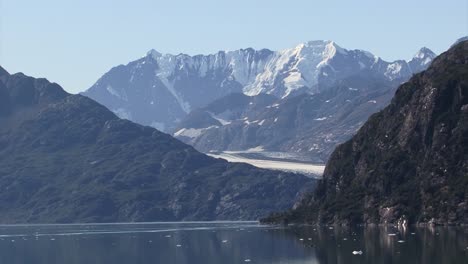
[
  {"left": 244, "top": 259, "right": 251, "bottom": 262},
  {"left": 176, "top": 244, "right": 182, "bottom": 247},
  {"left": 352, "top": 250, "right": 363, "bottom": 255},
  {"left": 411, "top": 233, "right": 416, "bottom": 235},
  {"left": 397, "top": 240, "right": 405, "bottom": 243},
  {"left": 343, "top": 238, "right": 348, "bottom": 240},
  {"left": 308, "top": 238, "right": 312, "bottom": 241},
  {"left": 299, "top": 238, "right": 304, "bottom": 241},
  {"left": 222, "top": 240, "right": 228, "bottom": 243},
  {"left": 388, "top": 233, "right": 397, "bottom": 236},
  {"left": 165, "top": 235, "right": 172, "bottom": 238},
  {"left": 50, "top": 238, "right": 56, "bottom": 241}
]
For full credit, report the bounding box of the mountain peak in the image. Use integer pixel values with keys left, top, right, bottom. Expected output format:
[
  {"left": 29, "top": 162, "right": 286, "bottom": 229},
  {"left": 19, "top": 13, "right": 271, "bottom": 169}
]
[
  {"left": 408, "top": 47, "right": 436, "bottom": 73},
  {"left": 326, "top": 40, "right": 347, "bottom": 55},
  {"left": 146, "top": 49, "right": 163, "bottom": 59},
  {"left": 292, "top": 40, "right": 347, "bottom": 60},
  {"left": 303, "top": 39, "right": 331, "bottom": 45},
  {"left": 412, "top": 47, "right": 436, "bottom": 60},
  {"left": 0, "top": 66, "right": 9, "bottom": 77},
  {"left": 298, "top": 40, "right": 345, "bottom": 51}
]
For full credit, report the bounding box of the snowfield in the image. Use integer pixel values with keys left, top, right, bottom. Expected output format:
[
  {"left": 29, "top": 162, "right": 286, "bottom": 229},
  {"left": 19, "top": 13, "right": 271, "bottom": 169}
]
[{"left": 207, "top": 152, "right": 324, "bottom": 178}]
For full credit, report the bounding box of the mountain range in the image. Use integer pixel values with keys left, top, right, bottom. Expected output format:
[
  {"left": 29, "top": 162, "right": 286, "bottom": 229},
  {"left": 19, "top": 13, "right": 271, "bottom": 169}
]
[
  {"left": 0, "top": 66, "right": 314, "bottom": 223},
  {"left": 3, "top": 38, "right": 464, "bottom": 225},
  {"left": 83, "top": 40, "right": 436, "bottom": 134}
]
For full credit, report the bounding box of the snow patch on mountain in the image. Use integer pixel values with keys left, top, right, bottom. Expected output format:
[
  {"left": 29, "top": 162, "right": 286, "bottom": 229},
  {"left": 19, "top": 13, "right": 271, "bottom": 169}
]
[
  {"left": 150, "top": 122, "right": 166, "bottom": 131},
  {"left": 113, "top": 108, "right": 132, "bottom": 120},
  {"left": 243, "top": 40, "right": 345, "bottom": 97},
  {"left": 314, "top": 117, "right": 327, "bottom": 121},
  {"left": 208, "top": 112, "right": 232, "bottom": 125},
  {"left": 174, "top": 126, "right": 218, "bottom": 139},
  {"left": 152, "top": 55, "right": 192, "bottom": 113}
]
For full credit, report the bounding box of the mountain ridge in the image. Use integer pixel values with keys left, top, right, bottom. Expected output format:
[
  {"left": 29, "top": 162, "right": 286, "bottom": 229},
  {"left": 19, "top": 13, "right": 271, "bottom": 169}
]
[
  {"left": 0, "top": 67, "right": 315, "bottom": 223},
  {"left": 83, "top": 40, "right": 435, "bottom": 132}
]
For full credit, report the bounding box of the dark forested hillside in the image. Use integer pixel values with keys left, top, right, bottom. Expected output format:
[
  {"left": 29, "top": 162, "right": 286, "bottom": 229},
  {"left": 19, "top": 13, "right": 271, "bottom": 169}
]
[
  {"left": 262, "top": 41, "right": 468, "bottom": 226},
  {"left": 0, "top": 67, "right": 314, "bottom": 223}
]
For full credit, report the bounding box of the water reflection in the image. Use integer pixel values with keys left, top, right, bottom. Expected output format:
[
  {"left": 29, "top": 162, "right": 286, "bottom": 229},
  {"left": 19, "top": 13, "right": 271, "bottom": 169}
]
[
  {"left": 284, "top": 225, "right": 468, "bottom": 264},
  {"left": 0, "top": 223, "right": 466, "bottom": 264}
]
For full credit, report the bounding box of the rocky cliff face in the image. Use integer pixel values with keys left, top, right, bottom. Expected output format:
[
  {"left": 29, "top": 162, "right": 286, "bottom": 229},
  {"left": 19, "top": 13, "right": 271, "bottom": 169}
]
[
  {"left": 262, "top": 41, "right": 468, "bottom": 225},
  {"left": 0, "top": 66, "right": 314, "bottom": 223}
]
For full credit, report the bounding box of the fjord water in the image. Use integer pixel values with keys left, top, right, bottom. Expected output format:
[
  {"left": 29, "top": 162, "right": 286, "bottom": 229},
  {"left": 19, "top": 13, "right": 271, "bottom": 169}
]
[{"left": 0, "top": 222, "right": 466, "bottom": 264}]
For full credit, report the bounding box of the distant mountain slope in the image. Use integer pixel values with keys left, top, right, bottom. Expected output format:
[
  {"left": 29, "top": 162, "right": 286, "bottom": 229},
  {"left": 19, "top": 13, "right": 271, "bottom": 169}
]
[
  {"left": 175, "top": 73, "right": 399, "bottom": 162},
  {"left": 83, "top": 41, "right": 435, "bottom": 132},
  {"left": 0, "top": 66, "right": 314, "bottom": 223},
  {"left": 262, "top": 41, "right": 468, "bottom": 225},
  {"left": 174, "top": 93, "right": 277, "bottom": 131}
]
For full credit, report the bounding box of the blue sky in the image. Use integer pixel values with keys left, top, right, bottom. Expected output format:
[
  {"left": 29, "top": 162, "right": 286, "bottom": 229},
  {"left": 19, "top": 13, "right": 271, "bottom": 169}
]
[{"left": 1, "top": 0, "right": 466, "bottom": 93}]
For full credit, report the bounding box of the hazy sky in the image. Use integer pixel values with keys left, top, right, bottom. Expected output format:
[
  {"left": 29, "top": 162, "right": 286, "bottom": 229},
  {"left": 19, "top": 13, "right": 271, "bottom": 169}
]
[{"left": 1, "top": 0, "right": 467, "bottom": 93}]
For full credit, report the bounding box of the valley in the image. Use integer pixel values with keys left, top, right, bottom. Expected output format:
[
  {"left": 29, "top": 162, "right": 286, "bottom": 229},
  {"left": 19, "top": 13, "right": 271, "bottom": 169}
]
[{"left": 2, "top": 1, "right": 467, "bottom": 263}]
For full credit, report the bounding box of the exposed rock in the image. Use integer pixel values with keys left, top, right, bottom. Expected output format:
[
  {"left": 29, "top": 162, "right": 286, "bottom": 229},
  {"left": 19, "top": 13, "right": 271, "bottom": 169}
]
[{"left": 261, "top": 41, "right": 468, "bottom": 226}]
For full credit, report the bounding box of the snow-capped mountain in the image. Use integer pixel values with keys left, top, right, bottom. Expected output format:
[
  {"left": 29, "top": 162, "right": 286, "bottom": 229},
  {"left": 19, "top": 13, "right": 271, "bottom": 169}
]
[
  {"left": 408, "top": 47, "right": 437, "bottom": 73},
  {"left": 83, "top": 41, "right": 435, "bottom": 132}
]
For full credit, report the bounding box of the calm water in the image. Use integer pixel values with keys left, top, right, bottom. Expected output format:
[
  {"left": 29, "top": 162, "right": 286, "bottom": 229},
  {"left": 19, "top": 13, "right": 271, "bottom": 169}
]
[{"left": 0, "top": 222, "right": 466, "bottom": 264}]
